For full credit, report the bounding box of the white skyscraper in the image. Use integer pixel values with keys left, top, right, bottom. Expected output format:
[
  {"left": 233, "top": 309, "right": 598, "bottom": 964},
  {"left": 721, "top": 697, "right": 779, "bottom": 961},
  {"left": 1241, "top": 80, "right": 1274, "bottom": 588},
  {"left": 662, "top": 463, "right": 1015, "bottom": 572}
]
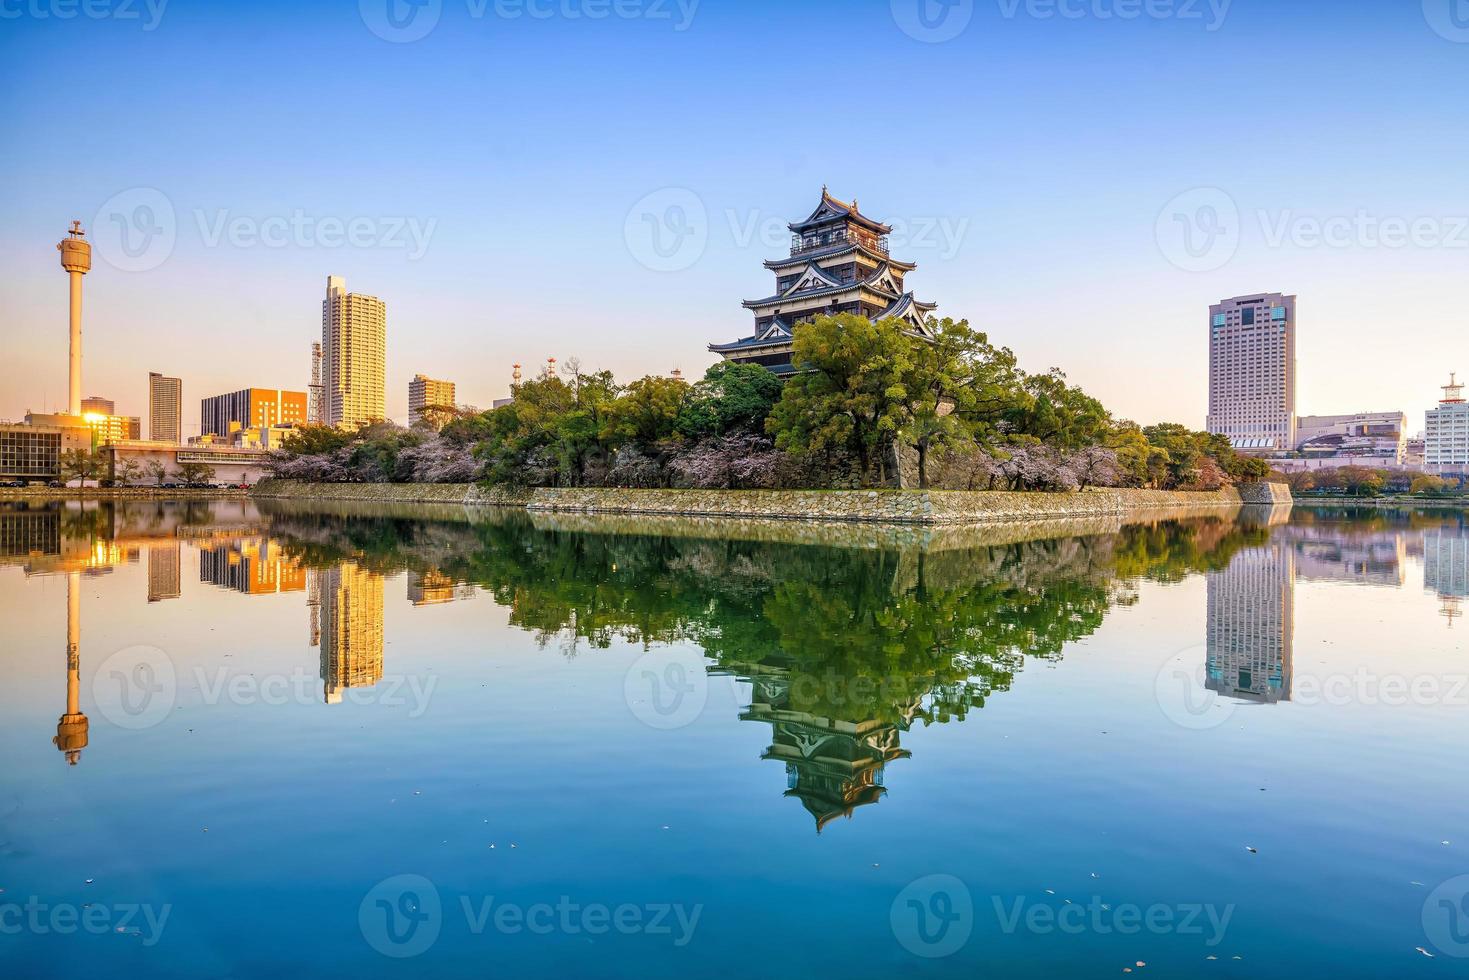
[
  {"left": 1206, "top": 293, "right": 1297, "bottom": 452},
  {"left": 321, "top": 276, "right": 386, "bottom": 429},
  {"left": 1425, "top": 374, "right": 1469, "bottom": 476}
]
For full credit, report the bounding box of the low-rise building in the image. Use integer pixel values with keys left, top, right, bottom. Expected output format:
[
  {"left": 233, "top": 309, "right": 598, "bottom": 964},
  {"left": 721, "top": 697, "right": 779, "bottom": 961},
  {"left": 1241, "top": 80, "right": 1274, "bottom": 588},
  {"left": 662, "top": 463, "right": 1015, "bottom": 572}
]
[
  {"left": 102, "top": 441, "right": 273, "bottom": 486},
  {"left": 201, "top": 388, "right": 308, "bottom": 438},
  {"left": 0, "top": 420, "right": 90, "bottom": 481},
  {"left": 1294, "top": 411, "right": 1407, "bottom": 464}
]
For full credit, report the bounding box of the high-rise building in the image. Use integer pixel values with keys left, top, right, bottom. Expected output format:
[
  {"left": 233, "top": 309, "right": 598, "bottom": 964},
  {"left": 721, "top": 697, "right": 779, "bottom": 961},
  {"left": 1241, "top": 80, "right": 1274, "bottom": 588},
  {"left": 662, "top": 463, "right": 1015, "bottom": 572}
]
[
  {"left": 80, "top": 396, "right": 114, "bottom": 415},
  {"left": 1206, "top": 541, "right": 1295, "bottom": 704},
  {"left": 1425, "top": 374, "right": 1469, "bottom": 476},
  {"left": 1206, "top": 293, "right": 1297, "bottom": 453},
  {"left": 408, "top": 374, "right": 456, "bottom": 427},
  {"left": 319, "top": 561, "right": 384, "bottom": 704},
  {"left": 308, "top": 342, "right": 324, "bottom": 424},
  {"left": 321, "top": 276, "right": 386, "bottom": 428},
  {"left": 149, "top": 373, "right": 183, "bottom": 443},
  {"left": 200, "top": 388, "right": 308, "bottom": 437}
]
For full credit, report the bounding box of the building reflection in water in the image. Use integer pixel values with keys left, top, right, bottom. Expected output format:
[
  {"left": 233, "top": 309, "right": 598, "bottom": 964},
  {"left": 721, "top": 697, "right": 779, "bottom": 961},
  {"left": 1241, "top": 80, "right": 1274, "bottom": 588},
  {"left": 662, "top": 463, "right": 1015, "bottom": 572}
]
[
  {"left": 199, "top": 539, "right": 305, "bottom": 595},
  {"left": 147, "top": 542, "right": 181, "bottom": 602},
  {"left": 1206, "top": 540, "right": 1295, "bottom": 704},
  {"left": 1282, "top": 527, "right": 1407, "bottom": 587},
  {"left": 737, "top": 668, "right": 912, "bottom": 832},
  {"left": 317, "top": 562, "right": 385, "bottom": 704},
  {"left": 406, "top": 569, "right": 475, "bottom": 606},
  {"left": 1423, "top": 526, "right": 1469, "bottom": 627}
]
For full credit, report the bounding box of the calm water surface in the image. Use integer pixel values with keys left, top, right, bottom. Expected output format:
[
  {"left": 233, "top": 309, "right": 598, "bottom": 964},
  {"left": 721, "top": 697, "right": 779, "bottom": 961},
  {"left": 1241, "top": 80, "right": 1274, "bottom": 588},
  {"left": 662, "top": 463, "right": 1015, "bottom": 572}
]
[{"left": 2, "top": 499, "right": 1467, "bottom": 978}]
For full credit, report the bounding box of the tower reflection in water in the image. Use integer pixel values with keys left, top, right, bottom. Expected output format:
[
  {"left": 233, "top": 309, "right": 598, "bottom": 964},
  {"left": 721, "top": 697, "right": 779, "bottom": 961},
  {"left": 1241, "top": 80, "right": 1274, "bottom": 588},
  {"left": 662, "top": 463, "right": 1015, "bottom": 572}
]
[
  {"left": 317, "top": 562, "right": 385, "bottom": 704},
  {"left": 1205, "top": 539, "right": 1295, "bottom": 704}
]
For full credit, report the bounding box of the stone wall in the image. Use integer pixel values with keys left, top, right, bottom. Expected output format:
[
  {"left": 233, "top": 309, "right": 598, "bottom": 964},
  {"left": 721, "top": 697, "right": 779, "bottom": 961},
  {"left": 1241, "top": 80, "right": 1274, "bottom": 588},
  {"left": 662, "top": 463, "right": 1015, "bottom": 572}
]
[
  {"left": 250, "top": 480, "right": 1292, "bottom": 526},
  {"left": 0, "top": 486, "right": 248, "bottom": 501},
  {"left": 250, "top": 480, "right": 529, "bottom": 507},
  {"left": 525, "top": 484, "right": 1293, "bottom": 526}
]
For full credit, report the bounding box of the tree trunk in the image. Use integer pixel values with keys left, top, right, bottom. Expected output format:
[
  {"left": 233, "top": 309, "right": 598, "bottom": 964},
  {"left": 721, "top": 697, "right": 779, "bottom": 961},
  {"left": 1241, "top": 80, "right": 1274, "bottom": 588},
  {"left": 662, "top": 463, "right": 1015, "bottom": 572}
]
[{"left": 917, "top": 442, "right": 929, "bottom": 489}]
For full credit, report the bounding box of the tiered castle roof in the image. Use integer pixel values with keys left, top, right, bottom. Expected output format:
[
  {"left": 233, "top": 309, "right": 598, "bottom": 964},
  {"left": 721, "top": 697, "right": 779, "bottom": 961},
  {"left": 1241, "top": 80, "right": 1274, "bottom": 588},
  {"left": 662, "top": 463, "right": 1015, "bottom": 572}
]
[{"left": 709, "top": 188, "right": 938, "bottom": 375}]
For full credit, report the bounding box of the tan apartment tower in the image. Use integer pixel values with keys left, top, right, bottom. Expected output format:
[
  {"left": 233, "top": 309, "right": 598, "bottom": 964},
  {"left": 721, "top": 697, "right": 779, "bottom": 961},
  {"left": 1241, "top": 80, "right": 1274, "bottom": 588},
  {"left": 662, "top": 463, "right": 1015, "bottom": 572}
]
[
  {"left": 1206, "top": 293, "right": 1297, "bottom": 453},
  {"left": 57, "top": 222, "right": 91, "bottom": 416},
  {"left": 149, "top": 373, "right": 183, "bottom": 443},
  {"left": 321, "top": 276, "right": 386, "bottom": 429},
  {"left": 408, "top": 374, "right": 456, "bottom": 426}
]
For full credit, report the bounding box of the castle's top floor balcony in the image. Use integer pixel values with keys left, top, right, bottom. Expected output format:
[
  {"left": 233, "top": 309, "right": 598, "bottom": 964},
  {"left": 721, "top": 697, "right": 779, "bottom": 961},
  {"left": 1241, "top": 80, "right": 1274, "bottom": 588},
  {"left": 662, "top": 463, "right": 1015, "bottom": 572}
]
[{"left": 791, "top": 230, "right": 888, "bottom": 256}]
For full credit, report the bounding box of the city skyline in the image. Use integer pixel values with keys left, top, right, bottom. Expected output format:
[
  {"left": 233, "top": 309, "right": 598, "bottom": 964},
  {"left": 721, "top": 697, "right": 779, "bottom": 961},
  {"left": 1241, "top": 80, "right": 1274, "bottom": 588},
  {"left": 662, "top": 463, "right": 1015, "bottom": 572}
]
[{"left": 2, "top": 2, "right": 1466, "bottom": 433}]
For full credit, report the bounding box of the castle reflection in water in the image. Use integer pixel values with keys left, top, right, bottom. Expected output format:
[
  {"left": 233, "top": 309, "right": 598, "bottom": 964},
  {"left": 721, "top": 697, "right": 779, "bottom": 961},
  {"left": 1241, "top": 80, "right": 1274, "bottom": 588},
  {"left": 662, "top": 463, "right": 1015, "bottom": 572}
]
[{"left": 5, "top": 497, "right": 1465, "bottom": 828}]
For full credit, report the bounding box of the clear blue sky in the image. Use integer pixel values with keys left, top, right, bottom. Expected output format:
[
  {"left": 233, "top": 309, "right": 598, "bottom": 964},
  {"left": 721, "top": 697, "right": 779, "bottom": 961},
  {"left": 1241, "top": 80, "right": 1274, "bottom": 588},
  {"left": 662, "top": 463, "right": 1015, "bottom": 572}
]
[{"left": 3, "top": 0, "right": 1466, "bottom": 435}]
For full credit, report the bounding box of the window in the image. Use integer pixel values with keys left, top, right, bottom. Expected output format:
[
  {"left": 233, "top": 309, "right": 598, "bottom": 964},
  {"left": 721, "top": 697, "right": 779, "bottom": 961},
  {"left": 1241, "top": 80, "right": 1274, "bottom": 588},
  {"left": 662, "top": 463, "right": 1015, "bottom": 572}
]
[{"left": 1242, "top": 307, "right": 1256, "bottom": 326}]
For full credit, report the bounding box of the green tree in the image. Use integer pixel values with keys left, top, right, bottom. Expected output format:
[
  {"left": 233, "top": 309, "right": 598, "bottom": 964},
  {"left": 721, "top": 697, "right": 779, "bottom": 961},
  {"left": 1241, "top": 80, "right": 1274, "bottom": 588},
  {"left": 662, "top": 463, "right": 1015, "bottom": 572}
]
[
  {"left": 603, "top": 376, "right": 691, "bottom": 447},
  {"left": 145, "top": 459, "right": 169, "bottom": 486},
  {"left": 175, "top": 461, "right": 216, "bottom": 484},
  {"left": 114, "top": 458, "right": 143, "bottom": 487},
  {"left": 675, "top": 362, "right": 784, "bottom": 439},
  {"left": 281, "top": 424, "right": 357, "bottom": 456},
  {"left": 1412, "top": 473, "right": 1449, "bottom": 495},
  {"left": 60, "top": 448, "right": 102, "bottom": 486},
  {"left": 900, "top": 318, "right": 989, "bottom": 488},
  {"left": 767, "top": 314, "right": 915, "bottom": 483}
]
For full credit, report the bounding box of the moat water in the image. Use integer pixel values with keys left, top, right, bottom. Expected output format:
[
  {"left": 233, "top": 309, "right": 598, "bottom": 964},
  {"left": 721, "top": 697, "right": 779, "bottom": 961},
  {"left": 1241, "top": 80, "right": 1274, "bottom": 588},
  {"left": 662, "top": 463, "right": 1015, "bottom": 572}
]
[{"left": 2, "top": 499, "right": 1466, "bottom": 978}]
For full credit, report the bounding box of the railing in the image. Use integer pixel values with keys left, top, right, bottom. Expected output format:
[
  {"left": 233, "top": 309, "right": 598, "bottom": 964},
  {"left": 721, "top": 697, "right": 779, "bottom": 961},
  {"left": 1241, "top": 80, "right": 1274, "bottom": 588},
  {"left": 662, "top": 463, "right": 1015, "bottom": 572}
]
[{"left": 791, "top": 231, "right": 888, "bottom": 256}]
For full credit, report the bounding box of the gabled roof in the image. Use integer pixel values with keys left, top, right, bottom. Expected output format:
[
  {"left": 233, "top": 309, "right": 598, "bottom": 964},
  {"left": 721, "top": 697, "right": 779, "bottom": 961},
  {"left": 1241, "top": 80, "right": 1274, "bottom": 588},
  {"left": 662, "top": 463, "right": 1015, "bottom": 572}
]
[
  {"left": 877, "top": 293, "right": 939, "bottom": 335},
  {"left": 742, "top": 281, "right": 901, "bottom": 310},
  {"left": 788, "top": 187, "right": 893, "bottom": 235},
  {"left": 763, "top": 242, "right": 916, "bottom": 272},
  {"left": 780, "top": 262, "right": 843, "bottom": 298}
]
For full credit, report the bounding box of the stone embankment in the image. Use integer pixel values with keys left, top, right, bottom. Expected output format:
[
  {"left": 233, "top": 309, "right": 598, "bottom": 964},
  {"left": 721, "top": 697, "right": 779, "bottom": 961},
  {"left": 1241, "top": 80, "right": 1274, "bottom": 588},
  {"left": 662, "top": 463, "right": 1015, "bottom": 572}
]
[{"left": 251, "top": 480, "right": 1291, "bottom": 526}]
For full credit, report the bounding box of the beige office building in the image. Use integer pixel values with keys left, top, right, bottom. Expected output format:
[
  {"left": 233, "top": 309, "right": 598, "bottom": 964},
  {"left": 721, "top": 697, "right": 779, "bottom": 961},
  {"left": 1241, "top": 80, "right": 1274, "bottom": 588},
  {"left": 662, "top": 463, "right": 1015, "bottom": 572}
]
[
  {"left": 322, "top": 276, "right": 386, "bottom": 429},
  {"left": 1207, "top": 293, "right": 1297, "bottom": 453},
  {"left": 408, "top": 374, "right": 456, "bottom": 426},
  {"left": 149, "top": 373, "right": 183, "bottom": 443}
]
